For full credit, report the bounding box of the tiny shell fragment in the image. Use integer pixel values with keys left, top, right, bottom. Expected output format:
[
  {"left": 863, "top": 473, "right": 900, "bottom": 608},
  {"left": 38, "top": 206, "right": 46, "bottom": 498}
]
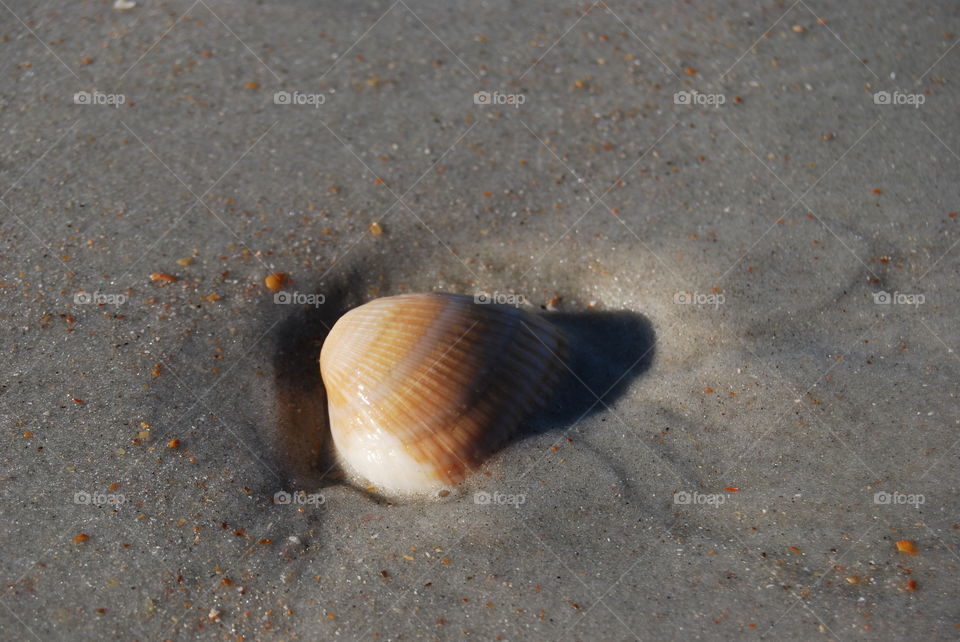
[
  {"left": 264, "top": 273, "right": 289, "bottom": 292},
  {"left": 895, "top": 540, "right": 916, "bottom": 554}
]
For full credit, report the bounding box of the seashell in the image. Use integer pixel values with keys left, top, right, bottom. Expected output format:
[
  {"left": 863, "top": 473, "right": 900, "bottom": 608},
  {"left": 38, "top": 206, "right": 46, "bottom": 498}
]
[{"left": 319, "top": 293, "right": 566, "bottom": 497}]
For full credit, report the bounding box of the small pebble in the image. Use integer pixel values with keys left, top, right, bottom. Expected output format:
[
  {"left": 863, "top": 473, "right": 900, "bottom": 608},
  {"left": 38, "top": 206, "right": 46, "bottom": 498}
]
[
  {"left": 265, "top": 273, "right": 289, "bottom": 292},
  {"left": 895, "top": 540, "right": 916, "bottom": 554}
]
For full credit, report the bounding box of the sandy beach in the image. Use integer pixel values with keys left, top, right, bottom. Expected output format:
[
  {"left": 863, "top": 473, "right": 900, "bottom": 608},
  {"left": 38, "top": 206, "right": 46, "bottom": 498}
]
[{"left": 1, "top": 1, "right": 958, "bottom": 639}]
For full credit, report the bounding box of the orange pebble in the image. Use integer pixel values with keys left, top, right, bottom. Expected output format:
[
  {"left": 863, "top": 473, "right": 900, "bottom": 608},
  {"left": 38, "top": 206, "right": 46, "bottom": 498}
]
[
  {"left": 895, "top": 540, "right": 916, "bottom": 554},
  {"left": 264, "top": 273, "right": 289, "bottom": 292}
]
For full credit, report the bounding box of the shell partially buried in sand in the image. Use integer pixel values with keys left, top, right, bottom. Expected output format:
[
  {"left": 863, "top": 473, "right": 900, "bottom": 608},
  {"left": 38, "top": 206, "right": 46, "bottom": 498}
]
[{"left": 319, "top": 293, "right": 567, "bottom": 497}]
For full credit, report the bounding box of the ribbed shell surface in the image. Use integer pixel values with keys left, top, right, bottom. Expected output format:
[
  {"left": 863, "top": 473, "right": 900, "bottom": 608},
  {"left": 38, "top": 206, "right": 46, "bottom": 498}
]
[{"left": 319, "top": 293, "right": 566, "bottom": 494}]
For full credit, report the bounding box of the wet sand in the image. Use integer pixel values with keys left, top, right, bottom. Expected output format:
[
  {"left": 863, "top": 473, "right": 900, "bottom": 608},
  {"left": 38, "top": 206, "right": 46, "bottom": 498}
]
[{"left": 1, "top": 1, "right": 958, "bottom": 640}]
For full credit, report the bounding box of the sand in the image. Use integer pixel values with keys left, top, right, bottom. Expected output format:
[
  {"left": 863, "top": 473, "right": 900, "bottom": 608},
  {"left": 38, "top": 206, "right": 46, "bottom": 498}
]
[{"left": 1, "top": 1, "right": 958, "bottom": 640}]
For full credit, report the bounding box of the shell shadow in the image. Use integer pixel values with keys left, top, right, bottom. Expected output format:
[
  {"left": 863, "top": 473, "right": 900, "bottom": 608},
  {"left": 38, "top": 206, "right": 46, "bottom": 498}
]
[
  {"left": 267, "top": 274, "right": 371, "bottom": 492},
  {"left": 530, "top": 310, "right": 656, "bottom": 436}
]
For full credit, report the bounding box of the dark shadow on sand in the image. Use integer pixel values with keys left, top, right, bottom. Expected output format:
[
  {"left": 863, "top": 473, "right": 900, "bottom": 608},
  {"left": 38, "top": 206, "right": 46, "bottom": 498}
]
[
  {"left": 530, "top": 311, "right": 655, "bottom": 435},
  {"left": 265, "top": 277, "right": 369, "bottom": 491}
]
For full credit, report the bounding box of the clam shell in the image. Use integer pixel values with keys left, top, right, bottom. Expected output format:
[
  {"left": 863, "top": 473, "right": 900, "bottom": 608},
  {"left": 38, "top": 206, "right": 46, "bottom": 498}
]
[{"left": 319, "top": 293, "right": 566, "bottom": 496}]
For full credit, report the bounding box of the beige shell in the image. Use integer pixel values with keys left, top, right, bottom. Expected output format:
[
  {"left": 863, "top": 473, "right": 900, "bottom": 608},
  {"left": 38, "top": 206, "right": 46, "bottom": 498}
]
[{"left": 319, "top": 293, "right": 566, "bottom": 497}]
